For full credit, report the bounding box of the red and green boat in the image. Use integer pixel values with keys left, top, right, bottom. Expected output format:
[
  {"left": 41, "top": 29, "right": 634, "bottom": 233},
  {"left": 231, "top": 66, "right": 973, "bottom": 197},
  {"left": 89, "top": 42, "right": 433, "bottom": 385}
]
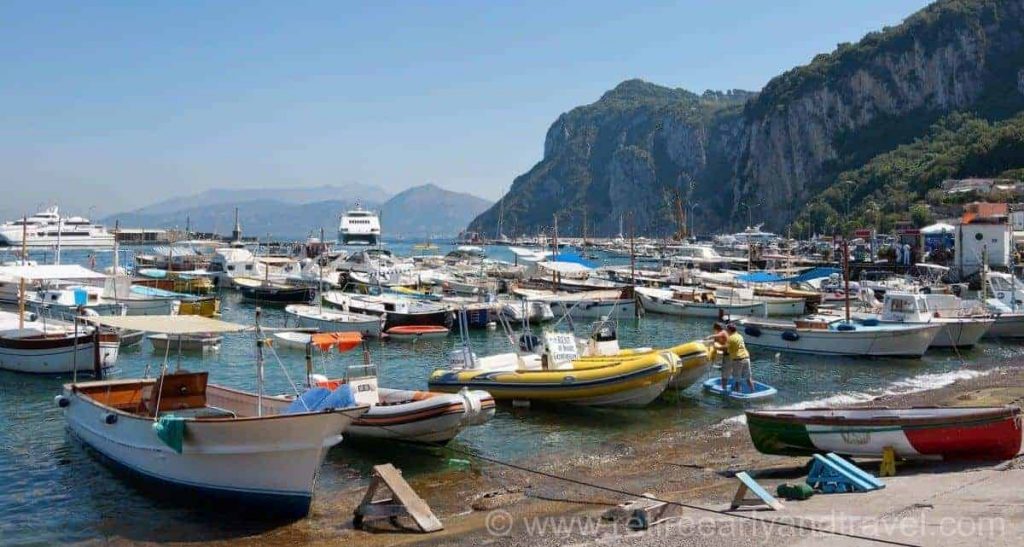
[{"left": 746, "top": 406, "right": 1022, "bottom": 461}]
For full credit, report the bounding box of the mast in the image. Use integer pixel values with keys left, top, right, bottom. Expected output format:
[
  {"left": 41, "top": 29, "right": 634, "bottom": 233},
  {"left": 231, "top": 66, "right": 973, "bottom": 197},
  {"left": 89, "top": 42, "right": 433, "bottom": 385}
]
[
  {"left": 318, "top": 227, "right": 325, "bottom": 313},
  {"left": 629, "top": 213, "right": 638, "bottom": 318},
  {"left": 843, "top": 237, "right": 851, "bottom": 323},
  {"left": 55, "top": 215, "right": 62, "bottom": 265},
  {"left": 552, "top": 214, "right": 559, "bottom": 292},
  {"left": 18, "top": 217, "right": 27, "bottom": 330},
  {"left": 255, "top": 307, "right": 265, "bottom": 417}
]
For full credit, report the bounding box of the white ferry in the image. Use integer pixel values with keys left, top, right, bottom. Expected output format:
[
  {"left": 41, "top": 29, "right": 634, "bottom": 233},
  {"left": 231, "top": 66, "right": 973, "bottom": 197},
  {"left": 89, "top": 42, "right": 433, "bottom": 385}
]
[
  {"left": 338, "top": 203, "right": 381, "bottom": 246},
  {"left": 0, "top": 206, "right": 114, "bottom": 248}
]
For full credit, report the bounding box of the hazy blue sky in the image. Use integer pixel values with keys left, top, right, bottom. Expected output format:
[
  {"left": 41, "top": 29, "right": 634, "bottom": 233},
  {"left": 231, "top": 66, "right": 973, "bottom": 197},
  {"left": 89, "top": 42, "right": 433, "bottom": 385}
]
[{"left": 1, "top": 0, "right": 931, "bottom": 218}]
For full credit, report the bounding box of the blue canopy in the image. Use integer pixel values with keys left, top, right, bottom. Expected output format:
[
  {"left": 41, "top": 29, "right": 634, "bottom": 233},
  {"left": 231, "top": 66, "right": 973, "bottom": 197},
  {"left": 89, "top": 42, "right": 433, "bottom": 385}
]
[{"left": 736, "top": 267, "right": 840, "bottom": 284}]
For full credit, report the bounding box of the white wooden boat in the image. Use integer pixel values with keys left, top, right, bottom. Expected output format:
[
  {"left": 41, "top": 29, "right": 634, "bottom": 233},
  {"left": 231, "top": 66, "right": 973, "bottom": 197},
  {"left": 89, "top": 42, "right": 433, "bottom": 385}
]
[
  {"left": 62, "top": 315, "right": 369, "bottom": 516},
  {"left": 513, "top": 288, "right": 636, "bottom": 320},
  {"left": 0, "top": 311, "right": 119, "bottom": 374},
  {"left": 272, "top": 331, "right": 313, "bottom": 350},
  {"left": 148, "top": 333, "right": 222, "bottom": 352},
  {"left": 284, "top": 304, "right": 384, "bottom": 337},
  {"left": 738, "top": 316, "right": 941, "bottom": 357},
  {"left": 712, "top": 287, "right": 806, "bottom": 316},
  {"left": 636, "top": 286, "right": 766, "bottom": 318}
]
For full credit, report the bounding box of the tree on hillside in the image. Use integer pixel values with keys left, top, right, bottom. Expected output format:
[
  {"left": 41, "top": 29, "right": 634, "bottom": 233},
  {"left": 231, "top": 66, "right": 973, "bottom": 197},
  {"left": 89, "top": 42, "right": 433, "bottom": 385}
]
[{"left": 910, "top": 204, "right": 933, "bottom": 228}]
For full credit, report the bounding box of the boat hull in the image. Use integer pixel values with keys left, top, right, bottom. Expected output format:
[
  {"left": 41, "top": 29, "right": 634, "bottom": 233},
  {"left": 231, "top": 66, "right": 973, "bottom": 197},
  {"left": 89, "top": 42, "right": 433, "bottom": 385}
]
[
  {"left": 285, "top": 305, "right": 384, "bottom": 337},
  {"left": 0, "top": 333, "right": 118, "bottom": 374},
  {"left": 746, "top": 406, "right": 1022, "bottom": 460},
  {"left": 62, "top": 383, "right": 361, "bottom": 517},
  {"left": 984, "top": 313, "right": 1024, "bottom": 339},
  {"left": 930, "top": 319, "right": 993, "bottom": 348},
  {"left": 347, "top": 389, "right": 495, "bottom": 443},
  {"left": 740, "top": 321, "right": 940, "bottom": 357},
  {"left": 429, "top": 355, "right": 673, "bottom": 407},
  {"left": 638, "top": 291, "right": 765, "bottom": 318},
  {"left": 548, "top": 298, "right": 636, "bottom": 320}
]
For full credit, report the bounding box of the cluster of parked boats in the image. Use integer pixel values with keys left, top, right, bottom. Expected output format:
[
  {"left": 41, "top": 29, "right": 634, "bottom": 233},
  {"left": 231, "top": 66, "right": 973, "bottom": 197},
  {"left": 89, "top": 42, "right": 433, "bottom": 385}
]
[{"left": 3, "top": 221, "right": 1024, "bottom": 519}]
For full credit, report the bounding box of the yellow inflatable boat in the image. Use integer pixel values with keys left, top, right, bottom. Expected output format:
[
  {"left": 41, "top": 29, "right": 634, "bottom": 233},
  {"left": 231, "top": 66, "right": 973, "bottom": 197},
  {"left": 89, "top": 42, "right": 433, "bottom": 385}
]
[
  {"left": 428, "top": 351, "right": 676, "bottom": 407},
  {"left": 573, "top": 341, "right": 711, "bottom": 390}
]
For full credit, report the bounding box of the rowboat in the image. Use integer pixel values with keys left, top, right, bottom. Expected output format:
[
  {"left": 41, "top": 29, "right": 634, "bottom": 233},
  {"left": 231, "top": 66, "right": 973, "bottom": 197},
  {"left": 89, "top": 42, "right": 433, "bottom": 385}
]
[
  {"left": 272, "top": 331, "right": 313, "bottom": 350},
  {"left": 746, "top": 406, "right": 1022, "bottom": 460},
  {"left": 702, "top": 377, "right": 777, "bottom": 401},
  {"left": 284, "top": 304, "right": 384, "bottom": 337},
  {"left": 738, "top": 316, "right": 941, "bottom": 357},
  {"left": 62, "top": 315, "right": 369, "bottom": 517},
  {"left": 386, "top": 325, "right": 449, "bottom": 340},
  {"left": 636, "top": 286, "right": 766, "bottom": 318},
  {"left": 148, "top": 333, "right": 222, "bottom": 352},
  {"left": 0, "top": 311, "right": 119, "bottom": 374}
]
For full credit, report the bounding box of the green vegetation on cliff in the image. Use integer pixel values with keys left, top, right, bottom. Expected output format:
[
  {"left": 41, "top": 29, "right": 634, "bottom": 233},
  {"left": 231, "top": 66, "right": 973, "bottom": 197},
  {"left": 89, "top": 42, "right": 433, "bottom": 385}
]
[{"left": 792, "top": 112, "right": 1024, "bottom": 236}]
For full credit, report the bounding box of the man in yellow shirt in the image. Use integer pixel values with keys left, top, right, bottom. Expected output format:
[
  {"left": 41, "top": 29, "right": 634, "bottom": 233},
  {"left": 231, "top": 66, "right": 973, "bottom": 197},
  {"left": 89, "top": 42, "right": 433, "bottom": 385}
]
[{"left": 724, "top": 323, "right": 754, "bottom": 393}]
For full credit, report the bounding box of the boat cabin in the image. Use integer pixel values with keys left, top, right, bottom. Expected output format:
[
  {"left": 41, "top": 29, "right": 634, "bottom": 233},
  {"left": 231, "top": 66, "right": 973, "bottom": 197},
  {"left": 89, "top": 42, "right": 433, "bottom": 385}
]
[{"left": 71, "top": 372, "right": 242, "bottom": 419}]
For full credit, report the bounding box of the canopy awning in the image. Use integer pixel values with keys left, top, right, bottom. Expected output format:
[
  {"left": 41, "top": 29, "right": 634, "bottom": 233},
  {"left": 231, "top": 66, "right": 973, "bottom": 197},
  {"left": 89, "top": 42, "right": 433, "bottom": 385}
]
[
  {"left": 83, "top": 315, "right": 250, "bottom": 334},
  {"left": 0, "top": 264, "right": 108, "bottom": 281}
]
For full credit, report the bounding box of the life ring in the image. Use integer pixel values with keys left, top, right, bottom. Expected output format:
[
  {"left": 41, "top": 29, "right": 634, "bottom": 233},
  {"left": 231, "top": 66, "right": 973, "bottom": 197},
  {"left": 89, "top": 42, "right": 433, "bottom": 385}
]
[
  {"left": 781, "top": 330, "right": 800, "bottom": 342},
  {"left": 997, "top": 292, "right": 1006, "bottom": 299}
]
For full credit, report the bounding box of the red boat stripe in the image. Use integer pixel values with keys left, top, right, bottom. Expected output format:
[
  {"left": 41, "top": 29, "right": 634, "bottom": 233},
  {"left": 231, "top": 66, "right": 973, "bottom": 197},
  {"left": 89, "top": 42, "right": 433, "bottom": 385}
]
[{"left": 904, "top": 418, "right": 1022, "bottom": 460}]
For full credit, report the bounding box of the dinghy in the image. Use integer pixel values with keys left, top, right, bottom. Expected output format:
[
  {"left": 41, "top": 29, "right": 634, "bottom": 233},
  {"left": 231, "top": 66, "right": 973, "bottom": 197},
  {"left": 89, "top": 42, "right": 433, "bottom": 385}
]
[
  {"left": 278, "top": 332, "right": 494, "bottom": 444},
  {"left": 272, "top": 331, "right": 313, "bottom": 350},
  {"left": 386, "top": 325, "right": 449, "bottom": 341},
  {"left": 63, "top": 315, "right": 369, "bottom": 517},
  {"left": 702, "top": 377, "right": 777, "bottom": 401},
  {"left": 746, "top": 406, "right": 1022, "bottom": 461}
]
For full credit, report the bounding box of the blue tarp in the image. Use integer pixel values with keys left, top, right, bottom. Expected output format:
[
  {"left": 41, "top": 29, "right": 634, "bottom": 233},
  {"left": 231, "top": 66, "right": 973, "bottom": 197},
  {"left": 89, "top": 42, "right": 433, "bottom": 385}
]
[
  {"left": 550, "top": 251, "right": 596, "bottom": 269},
  {"left": 736, "top": 267, "right": 841, "bottom": 284}
]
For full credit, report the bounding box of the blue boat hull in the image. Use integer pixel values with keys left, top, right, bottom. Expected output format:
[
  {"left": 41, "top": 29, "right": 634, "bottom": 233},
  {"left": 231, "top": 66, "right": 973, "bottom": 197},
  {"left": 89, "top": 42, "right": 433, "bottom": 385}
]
[{"left": 702, "top": 377, "right": 777, "bottom": 401}]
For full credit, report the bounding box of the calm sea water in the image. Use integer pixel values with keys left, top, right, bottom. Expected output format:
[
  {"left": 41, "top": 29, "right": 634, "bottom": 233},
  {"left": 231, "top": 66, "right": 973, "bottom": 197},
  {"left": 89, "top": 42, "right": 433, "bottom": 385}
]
[{"left": 0, "top": 243, "right": 1016, "bottom": 543}]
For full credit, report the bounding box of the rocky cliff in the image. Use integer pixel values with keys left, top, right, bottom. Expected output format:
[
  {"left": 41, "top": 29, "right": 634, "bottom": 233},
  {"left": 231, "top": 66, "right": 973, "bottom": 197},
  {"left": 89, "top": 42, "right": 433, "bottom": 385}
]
[{"left": 469, "top": 0, "right": 1024, "bottom": 236}]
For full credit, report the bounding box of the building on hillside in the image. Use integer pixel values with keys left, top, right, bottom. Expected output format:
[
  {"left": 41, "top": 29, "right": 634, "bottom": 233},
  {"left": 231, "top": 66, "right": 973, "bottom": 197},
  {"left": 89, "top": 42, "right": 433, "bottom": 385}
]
[{"left": 954, "top": 202, "right": 1011, "bottom": 278}]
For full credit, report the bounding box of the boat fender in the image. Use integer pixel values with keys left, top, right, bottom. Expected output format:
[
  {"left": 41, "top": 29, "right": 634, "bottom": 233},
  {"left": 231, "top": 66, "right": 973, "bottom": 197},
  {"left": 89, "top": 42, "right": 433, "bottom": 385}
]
[
  {"left": 103, "top": 413, "right": 118, "bottom": 425},
  {"left": 836, "top": 323, "right": 856, "bottom": 331},
  {"left": 781, "top": 330, "right": 800, "bottom": 342},
  {"left": 744, "top": 325, "right": 762, "bottom": 337},
  {"left": 861, "top": 318, "right": 880, "bottom": 326},
  {"left": 54, "top": 395, "right": 69, "bottom": 408}
]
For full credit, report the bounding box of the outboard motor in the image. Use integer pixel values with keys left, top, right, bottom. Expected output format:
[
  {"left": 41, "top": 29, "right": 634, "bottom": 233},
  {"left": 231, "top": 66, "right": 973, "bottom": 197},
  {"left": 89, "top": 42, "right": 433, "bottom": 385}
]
[{"left": 518, "top": 333, "right": 541, "bottom": 353}]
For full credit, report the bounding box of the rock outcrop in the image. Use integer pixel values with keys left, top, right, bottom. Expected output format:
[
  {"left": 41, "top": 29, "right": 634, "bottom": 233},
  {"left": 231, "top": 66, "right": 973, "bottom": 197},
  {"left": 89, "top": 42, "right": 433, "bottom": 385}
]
[{"left": 469, "top": 0, "right": 1024, "bottom": 236}]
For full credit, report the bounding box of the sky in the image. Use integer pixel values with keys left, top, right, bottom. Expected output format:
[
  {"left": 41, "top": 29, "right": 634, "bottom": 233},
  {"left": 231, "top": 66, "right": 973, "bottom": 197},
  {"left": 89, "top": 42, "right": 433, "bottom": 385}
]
[{"left": 0, "top": 0, "right": 932, "bottom": 219}]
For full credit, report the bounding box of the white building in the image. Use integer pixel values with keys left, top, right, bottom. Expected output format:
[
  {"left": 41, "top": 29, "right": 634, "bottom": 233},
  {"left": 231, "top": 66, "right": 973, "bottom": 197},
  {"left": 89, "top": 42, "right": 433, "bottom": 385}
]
[{"left": 955, "top": 220, "right": 1011, "bottom": 277}]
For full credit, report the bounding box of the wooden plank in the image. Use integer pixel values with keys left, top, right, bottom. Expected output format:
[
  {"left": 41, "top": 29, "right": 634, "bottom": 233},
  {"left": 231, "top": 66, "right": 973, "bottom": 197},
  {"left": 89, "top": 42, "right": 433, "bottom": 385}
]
[
  {"left": 731, "top": 472, "right": 784, "bottom": 511},
  {"left": 372, "top": 464, "right": 443, "bottom": 532}
]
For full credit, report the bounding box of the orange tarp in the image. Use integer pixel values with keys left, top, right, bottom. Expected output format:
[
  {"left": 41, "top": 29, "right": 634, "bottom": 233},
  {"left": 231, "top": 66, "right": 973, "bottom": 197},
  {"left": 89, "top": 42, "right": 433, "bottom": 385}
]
[{"left": 310, "top": 332, "right": 363, "bottom": 352}]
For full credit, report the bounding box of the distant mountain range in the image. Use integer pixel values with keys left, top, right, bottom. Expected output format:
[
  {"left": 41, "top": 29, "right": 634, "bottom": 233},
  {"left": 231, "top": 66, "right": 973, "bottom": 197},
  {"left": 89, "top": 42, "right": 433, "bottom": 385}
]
[{"left": 103, "top": 183, "right": 491, "bottom": 240}]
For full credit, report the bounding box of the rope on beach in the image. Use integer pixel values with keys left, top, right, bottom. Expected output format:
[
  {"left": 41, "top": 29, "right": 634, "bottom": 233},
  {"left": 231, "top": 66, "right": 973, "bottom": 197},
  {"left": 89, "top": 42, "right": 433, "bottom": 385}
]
[{"left": 433, "top": 442, "right": 923, "bottom": 547}]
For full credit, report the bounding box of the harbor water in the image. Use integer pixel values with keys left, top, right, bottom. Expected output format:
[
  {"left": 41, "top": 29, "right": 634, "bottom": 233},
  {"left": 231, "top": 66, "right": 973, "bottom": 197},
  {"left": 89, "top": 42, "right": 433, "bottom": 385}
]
[{"left": 0, "top": 244, "right": 1016, "bottom": 543}]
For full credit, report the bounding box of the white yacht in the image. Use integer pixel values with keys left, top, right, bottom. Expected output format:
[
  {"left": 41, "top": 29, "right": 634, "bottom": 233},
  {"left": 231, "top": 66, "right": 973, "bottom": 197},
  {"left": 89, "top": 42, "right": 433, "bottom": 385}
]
[
  {"left": 338, "top": 203, "right": 381, "bottom": 246},
  {"left": 0, "top": 207, "right": 114, "bottom": 248}
]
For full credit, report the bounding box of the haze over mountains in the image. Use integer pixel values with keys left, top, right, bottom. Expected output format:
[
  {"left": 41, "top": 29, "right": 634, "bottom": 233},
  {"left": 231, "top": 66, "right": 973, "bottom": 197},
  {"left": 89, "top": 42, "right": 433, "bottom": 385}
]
[{"left": 104, "top": 183, "right": 490, "bottom": 240}]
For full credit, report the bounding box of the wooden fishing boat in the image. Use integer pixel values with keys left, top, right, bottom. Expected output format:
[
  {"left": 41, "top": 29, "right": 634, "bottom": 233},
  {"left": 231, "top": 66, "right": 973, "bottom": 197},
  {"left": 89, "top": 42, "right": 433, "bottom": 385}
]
[
  {"left": 148, "top": 333, "right": 222, "bottom": 352},
  {"left": 0, "top": 311, "right": 119, "bottom": 374},
  {"left": 234, "top": 277, "right": 316, "bottom": 304},
  {"left": 386, "top": 325, "right": 449, "bottom": 340},
  {"left": 636, "top": 286, "right": 766, "bottom": 318},
  {"left": 745, "top": 406, "right": 1023, "bottom": 460},
  {"left": 323, "top": 291, "right": 452, "bottom": 329},
  {"left": 738, "top": 316, "right": 941, "bottom": 357},
  {"left": 63, "top": 315, "right": 369, "bottom": 517},
  {"left": 285, "top": 304, "right": 384, "bottom": 337},
  {"left": 702, "top": 377, "right": 777, "bottom": 401}
]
